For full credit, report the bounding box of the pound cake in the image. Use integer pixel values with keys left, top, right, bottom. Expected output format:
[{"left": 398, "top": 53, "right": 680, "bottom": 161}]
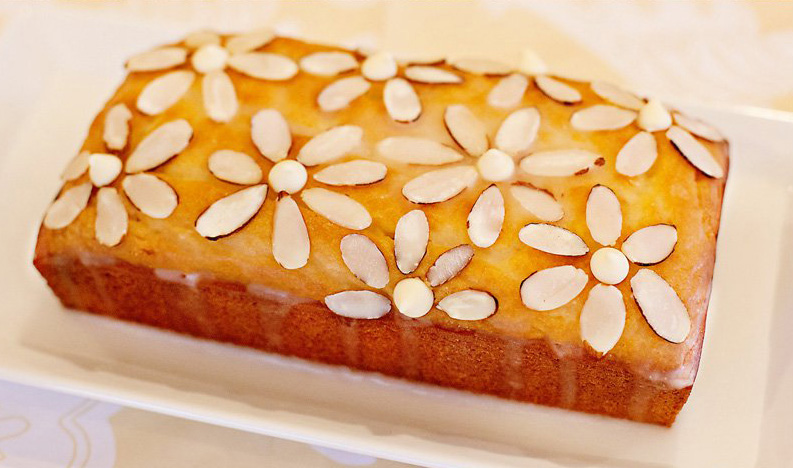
[{"left": 33, "top": 29, "right": 729, "bottom": 426}]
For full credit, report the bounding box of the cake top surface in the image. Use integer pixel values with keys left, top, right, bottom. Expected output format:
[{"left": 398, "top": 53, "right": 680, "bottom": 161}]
[{"left": 36, "top": 29, "right": 729, "bottom": 381}]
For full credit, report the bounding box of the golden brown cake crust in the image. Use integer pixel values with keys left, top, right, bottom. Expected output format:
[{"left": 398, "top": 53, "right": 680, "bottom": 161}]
[{"left": 34, "top": 32, "right": 728, "bottom": 425}]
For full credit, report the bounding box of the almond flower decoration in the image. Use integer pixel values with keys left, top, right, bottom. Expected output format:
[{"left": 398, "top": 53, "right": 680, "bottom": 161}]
[
  {"left": 195, "top": 109, "right": 386, "bottom": 271},
  {"left": 519, "top": 184, "right": 690, "bottom": 356}
]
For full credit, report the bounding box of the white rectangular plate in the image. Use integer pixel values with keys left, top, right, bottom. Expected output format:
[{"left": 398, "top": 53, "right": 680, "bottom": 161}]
[{"left": 1, "top": 7, "right": 792, "bottom": 468}]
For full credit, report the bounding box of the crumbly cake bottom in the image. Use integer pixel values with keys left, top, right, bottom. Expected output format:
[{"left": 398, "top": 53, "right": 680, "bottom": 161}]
[{"left": 35, "top": 254, "right": 690, "bottom": 426}]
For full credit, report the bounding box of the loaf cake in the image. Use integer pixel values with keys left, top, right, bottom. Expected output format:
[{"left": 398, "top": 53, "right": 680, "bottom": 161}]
[{"left": 33, "top": 29, "right": 729, "bottom": 426}]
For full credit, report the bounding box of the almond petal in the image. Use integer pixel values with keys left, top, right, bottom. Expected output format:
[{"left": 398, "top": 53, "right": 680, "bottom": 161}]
[
  {"left": 272, "top": 195, "right": 310, "bottom": 269},
  {"left": 251, "top": 109, "right": 291, "bottom": 163},
  {"left": 443, "top": 104, "right": 488, "bottom": 157},
  {"left": 125, "top": 119, "right": 193, "bottom": 173},
  {"left": 427, "top": 244, "right": 474, "bottom": 287},
  {"left": 520, "top": 265, "right": 588, "bottom": 311},
  {"left": 495, "top": 107, "right": 541, "bottom": 157},
  {"left": 622, "top": 224, "right": 678, "bottom": 265},
  {"left": 631, "top": 269, "right": 690, "bottom": 343},
  {"left": 317, "top": 76, "right": 371, "bottom": 112},
  {"left": 393, "top": 278, "right": 434, "bottom": 318},
  {"left": 297, "top": 125, "right": 363, "bottom": 166},
  {"left": 95, "top": 187, "right": 127, "bottom": 247},
  {"left": 184, "top": 30, "right": 221, "bottom": 49},
  {"left": 590, "top": 81, "right": 644, "bottom": 110},
  {"left": 394, "top": 210, "right": 429, "bottom": 274},
  {"left": 195, "top": 184, "right": 267, "bottom": 239},
  {"left": 673, "top": 112, "right": 725, "bottom": 142},
  {"left": 402, "top": 166, "right": 477, "bottom": 204},
  {"left": 340, "top": 234, "right": 389, "bottom": 288},
  {"left": 137, "top": 70, "right": 195, "bottom": 116},
  {"left": 300, "top": 51, "right": 359, "bottom": 76},
  {"left": 616, "top": 131, "right": 657, "bottom": 177},
  {"left": 103, "top": 104, "right": 132, "bottom": 151},
  {"left": 580, "top": 284, "right": 626, "bottom": 355},
  {"left": 202, "top": 71, "right": 238, "bottom": 123},
  {"left": 571, "top": 105, "right": 637, "bottom": 131},
  {"left": 61, "top": 151, "right": 90, "bottom": 181},
  {"left": 301, "top": 188, "right": 371, "bottom": 230},
  {"left": 519, "top": 150, "right": 602, "bottom": 177},
  {"left": 208, "top": 150, "right": 263, "bottom": 185},
  {"left": 403, "top": 66, "right": 462, "bottom": 84},
  {"left": 518, "top": 223, "right": 589, "bottom": 256},
  {"left": 377, "top": 136, "right": 463, "bottom": 165},
  {"left": 43, "top": 182, "right": 92, "bottom": 229},
  {"left": 586, "top": 185, "right": 622, "bottom": 246},
  {"left": 637, "top": 99, "right": 672, "bottom": 132},
  {"left": 449, "top": 57, "right": 511, "bottom": 75},
  {"left": 126, "top": 47, "right": 187, "bottom": 72},
  {"left": 487, "top": 73, "right": 529, "bottom": 109},
  {"left": 666, "top": 126, "right": 725, "bottom": 178},
  {"left": 362, "top": 52, "right": 397, "bottom": 81},
  {"left": 384, "top": 78, "right": 421, "bottom": 122},
  {"left": 313, "top": 160, "right": 386, "bottom": 186},
  {"left": 437, "top": 290, "right": 497, "bottom": 321},
  {"left": 227, "top": 53, "right": 298, "bottom": 80},
  {"left": 88, "top": 153, "right": 122, "bottom": 187},
  {"left": 122, "top": 173, "right": 178, "bottom": 219},
  {"left": 467, "top": 185, "right": 504, "bottom": 248},
  {"left": 535, "top": 75, "right": 581, "bottom": 104},
  {"left": 324, "top": 290, "right": 391, "bottom": 319},
  {"left": 225, "top": 28, "right": 275, "bottom": 54},
  {"left": 509, "top": 184, "right": 563, "bottom": 222}
]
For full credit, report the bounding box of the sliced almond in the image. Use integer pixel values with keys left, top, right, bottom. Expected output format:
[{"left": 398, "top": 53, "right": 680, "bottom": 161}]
[
  {"left": 137, "top": 70, "right": 195, "bottom": 116},
  {"left": 324, "top": 290, "right": 391, "bottom": 319},
  {"left": 637, "top": 98, "right": 672, "bottom": 132},
  {"left": 427, "top": 244, "right": 474, "bottom": 287},
  {"left": 403, "top": 66, "right": 462, "bottom": 84},
  {"left": 518, "top": 223, "right": 589, "bottom": 256},
  {"left": 251, "top": 109, "right": 291, "bottom": 163},
  {"left": 272, "top": 195, "right": 310, "bottom": 269},
  {"left": 518, "top": 48, "right": 548, "bottom": 75},
  {"left": 666, "top": 126, "right": 724, "bottom": 178},
  {"left": 313, "top": 160, "right": 386, "bottom": 186},
  {"left": 467, "top": 185, "right": 504, "bottom": 248},
  {"left": 509, "top": 183, "right": 563, "bottom": 222},
  {"left": 125, "top": 119, "right": 193, "bottom": 173},
  {"left": 393, "top": 278, "right": 434, "bottom": 318},
  {"left": 580, "top": 284, "right": 626, "bottom": 355},
  {"left": 317, "top": 76, "right": 371, "bottom": 112},
  {"left": 340, "top": 234, "right": 389, "bottom": 288},
  {"left": 443, "top": 104, "right": 488, "bottom": 157},
  {"left": 300, "top": 51, "right": 358, "bottom": 76},
  {"left": 437, "top": 290, "right": 497, "bottom": 321},
  {"left": 487, "top": 73, "right": 529, "bottom": 109},
  {"left": 449, "top": 57, "right": 510, "bottom": 76},
  {"left": 402, "top": 166, "right": 477, "bottom": 204},
  {"left": 95, "top": 187, "right": 127, "bottom": 247},
  {"left": 377, "top": 136, "right": 462, "bottom": 165},
  {"left": 673, "top": 112, "right": 725, "bottom": 142},
  {"left": 586, "top": 185, "right": 622, "bottom": 246},
  {"left": 268, "top": 160, "right": 307, "bottom": 194},
  {"left": 297, "top": 125, "right": 363, "bottom": 166},
  {"left": 208, "top": 150, "right": 262, "bottom": 185},
  {"left": 225, "top": 28, "right": 275, "bottom": 54},
  {"left": 520, "top": 265, "right": 588, "bottom": 311},
  {"left": 383, "top": 78, "right": 421, "bottom": 122},
  {"left": 301, "top": 188, "right": 371, "bottom": 230},
  {"left": 202, "top": 71, "right": 238, "bottom": 123},
  {"left": 184, "top": 30, "right": 221, "bottom": 49},
  {"left": 43, "top": 182, "right": 92, "bottom": 229},
  {"left": 122, "top": 173, "right": 178, "bottom": 219},
  {"left": 191, "top": 44, "right": 229, "bottom": 73},
  {"left": 361, "top": 52, "right": 397, "bottom": 81},
  {"left": 227, "top": 53, "right": 298, "bottom": 80},
  {"left": 616, "top": 131, "right": 657, "bottom": 177},
  {"left": 622, "top": 224, "right": 677, "bottom": 265},
  {"left": 631, "top": 269, "right": 690, "bottom": 343},
  {"left": 88, "top": 153, "right": 122, "bottom": 187},
  {"left": 477, "top": 149, "right": 515, "bottom": 182},
  {"left": 195, "top": 184, "right": 267, "bottom": 239},
  {"left": 103, "top": 104, "right": 132, "bottom": 151},
  {"left": 535, "top": 75, "right": 581, "bottom": 104},
  {"left": 495, "top": 107, "right": 541, "bottom": 157},
  {"left": 519, "top": 149, "right": 602, "bottom": 177},
  {"left": 61, "top": 151, "right": 90, "bottom": 181},
  {"left": 126, "top": 47, "right": 187, "bottom": 72},
  {"left": 571, "top": 105, "right": 637, "bottom": 131},
  {"left": 394, "top": 210, "right": 429, "bottom": 275},
  {"left": 589, "top": 247, "right": 629, "bottom": 285},
  {"left": 590, "top": 81, "right": 643, "bottom": 110}
]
